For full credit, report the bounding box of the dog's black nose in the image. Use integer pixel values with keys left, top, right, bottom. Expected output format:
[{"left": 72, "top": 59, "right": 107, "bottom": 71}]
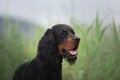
[{"left": 75, "top": 37, "right": 80, "bottom": 44}]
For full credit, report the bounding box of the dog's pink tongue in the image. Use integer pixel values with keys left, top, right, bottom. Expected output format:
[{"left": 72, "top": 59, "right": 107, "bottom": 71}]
[{"left": 69, "top": 51, "right": 77, "bottom": 55}]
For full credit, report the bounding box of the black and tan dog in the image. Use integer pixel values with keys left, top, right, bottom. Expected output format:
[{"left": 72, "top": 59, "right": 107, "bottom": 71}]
[{"left": 13, "top": 24, "right": 80, "bottom": 80}]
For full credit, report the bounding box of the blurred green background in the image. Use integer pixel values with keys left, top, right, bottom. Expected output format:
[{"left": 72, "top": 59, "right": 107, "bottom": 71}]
[
  {"left": 0, "top": 14, "right": 120, "bottom": 80},
  {"left": 0, "top": 0, "right": 120, "bottom": 80}
]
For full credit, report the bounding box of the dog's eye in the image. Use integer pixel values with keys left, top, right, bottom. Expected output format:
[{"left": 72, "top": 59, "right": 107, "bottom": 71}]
[{"left": 70, "top": 29, "right": 75, "bottom": 35}]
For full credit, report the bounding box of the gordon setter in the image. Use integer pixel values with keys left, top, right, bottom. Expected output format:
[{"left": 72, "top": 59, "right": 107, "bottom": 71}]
[{"left": 13, "top": 24, "right": 80, "bottom": 80}]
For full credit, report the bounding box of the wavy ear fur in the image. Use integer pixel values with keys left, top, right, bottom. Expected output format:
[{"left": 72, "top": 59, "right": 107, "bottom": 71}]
[{"left": 37, "top": 29, "right": 58, "bottom": 63}]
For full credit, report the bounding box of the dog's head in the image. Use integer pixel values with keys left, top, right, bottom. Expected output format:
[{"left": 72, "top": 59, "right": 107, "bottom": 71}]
[
  {"left": 37, "top": 24, "right": 80, "bottom": 64},
  {"left": 52, "top": 24, "right": 80, "bottom": 64}
]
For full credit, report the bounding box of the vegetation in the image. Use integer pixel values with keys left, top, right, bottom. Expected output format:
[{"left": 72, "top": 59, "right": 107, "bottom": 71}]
[
  {"left": 0, "top": 15, "right": 120, "bottom": 80},
  {"left": 63, "top": 15, "right": 120, "bottom": 80},
  {"left": 0, "top": 20, "right": 25, "bottom": 80}
]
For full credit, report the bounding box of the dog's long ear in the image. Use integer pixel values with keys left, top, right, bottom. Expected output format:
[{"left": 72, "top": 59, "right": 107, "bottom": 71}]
[{"left": 37, "top": 28, "right": 57, "bottom": 63}]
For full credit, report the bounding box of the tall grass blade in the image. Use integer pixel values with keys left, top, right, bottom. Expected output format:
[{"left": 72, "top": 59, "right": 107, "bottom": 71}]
[
  {"left": 86, "top": 20, "right": 95, "bottom": 36},
  {"left": 98, "top": 27, "right": 107, "bottom": 42},
  {"left": 73, "top": 24, "right": 86, "bottom": 37},
  {"left": 113, "top": 20, "right": 119, "bottom": 47},
  {"left": 95, "top": 13, "right": 101, "bottom": 38}
]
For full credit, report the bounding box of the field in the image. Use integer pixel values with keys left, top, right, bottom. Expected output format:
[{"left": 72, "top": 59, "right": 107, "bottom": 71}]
[{"left": 0, "top": 15, "right": 120, "bottom": 80}]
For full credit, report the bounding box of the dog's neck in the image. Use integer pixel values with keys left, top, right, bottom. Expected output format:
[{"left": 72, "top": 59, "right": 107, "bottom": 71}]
[
  {"left": 36, "top": 52, "right": 63, "bottom": 64},
  {"left": 55, "top": 55, "right": 63, "bottom": 64}
]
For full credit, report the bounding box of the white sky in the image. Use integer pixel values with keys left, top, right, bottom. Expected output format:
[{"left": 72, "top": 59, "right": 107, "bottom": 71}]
[{"left": 0, "top": 0, "right": 120, "bottom": 25}]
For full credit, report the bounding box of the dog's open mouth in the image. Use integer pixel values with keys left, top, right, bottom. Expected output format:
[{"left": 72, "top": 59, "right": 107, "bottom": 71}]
[
  {"left": 62, "top": 44, "right": 79, "bottom": 59},
  {"left": 62, "top": 49, "right": 77, "bottom": 59}
]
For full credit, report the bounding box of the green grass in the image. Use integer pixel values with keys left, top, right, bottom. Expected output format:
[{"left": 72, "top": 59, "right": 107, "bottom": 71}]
[
  {"left": 62, "top": 15, "right": 120, "bottom": 80},
  {"left": 0, "top": 15, "right": 120, "bottom": 80},
  {"left": 0, "top": 19, "right": 45, "bottom": 80},
  {"left": 0, "top": 20, "right": 25, "bottom": 80}
]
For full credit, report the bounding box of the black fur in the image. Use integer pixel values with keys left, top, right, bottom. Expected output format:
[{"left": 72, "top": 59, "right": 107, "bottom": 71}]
[{"left": 13, "top": 24, "right": 80, "bottom": 80}]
